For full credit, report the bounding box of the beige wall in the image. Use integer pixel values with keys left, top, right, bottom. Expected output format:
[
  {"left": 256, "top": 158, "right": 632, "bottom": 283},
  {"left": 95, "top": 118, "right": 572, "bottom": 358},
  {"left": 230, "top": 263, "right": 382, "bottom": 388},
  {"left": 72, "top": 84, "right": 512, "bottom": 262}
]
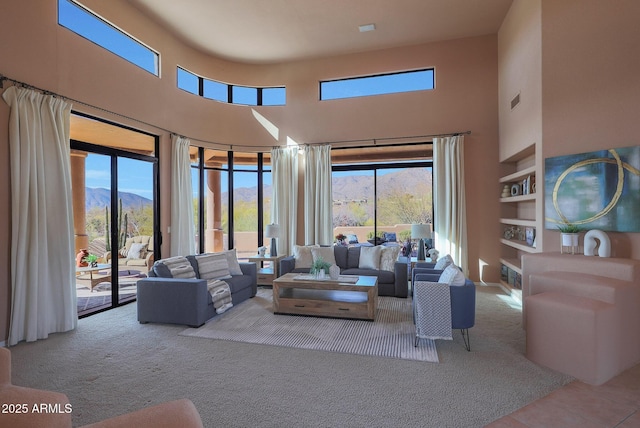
[
  {"left": 540, "top": 0, "right": 640, "bottom": 258},
  {"left": 498, "top": 0, "right": 542, "bottom": 163},
  {"left": 0, "top": 0, "right": 501, "bottom": 342}
]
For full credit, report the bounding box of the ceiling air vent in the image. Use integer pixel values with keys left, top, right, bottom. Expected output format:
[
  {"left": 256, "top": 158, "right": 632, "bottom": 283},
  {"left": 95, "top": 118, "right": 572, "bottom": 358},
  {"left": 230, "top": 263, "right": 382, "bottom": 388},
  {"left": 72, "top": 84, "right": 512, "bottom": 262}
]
[{"left": 511, "top": 93, "right": 521, "bottom": 110}]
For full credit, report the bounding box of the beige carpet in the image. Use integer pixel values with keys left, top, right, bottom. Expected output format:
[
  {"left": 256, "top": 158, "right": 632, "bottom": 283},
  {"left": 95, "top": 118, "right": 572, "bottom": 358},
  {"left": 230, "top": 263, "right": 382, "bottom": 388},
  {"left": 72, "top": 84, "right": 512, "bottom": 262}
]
[
  {"left": 180, "top": 288, "right": 439, "bottom": 362},
  {"left": 8, "top": 285, "right": 574, "bottom": 427}
]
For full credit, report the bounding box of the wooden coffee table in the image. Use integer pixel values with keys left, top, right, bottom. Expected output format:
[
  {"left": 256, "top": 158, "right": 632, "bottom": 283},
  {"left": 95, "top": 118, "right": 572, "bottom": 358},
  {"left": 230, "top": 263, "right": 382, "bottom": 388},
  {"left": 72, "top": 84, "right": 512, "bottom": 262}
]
[{"left": 272, "top": 273, "right": 378, "bottom": 321}]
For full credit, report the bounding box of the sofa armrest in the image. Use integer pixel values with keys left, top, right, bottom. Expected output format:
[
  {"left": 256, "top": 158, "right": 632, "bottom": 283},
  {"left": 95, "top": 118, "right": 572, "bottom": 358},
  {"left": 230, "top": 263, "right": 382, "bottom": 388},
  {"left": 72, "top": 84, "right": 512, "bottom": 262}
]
[
  {"left": 414, "top": 273, "right": 441, "bottom": 283},
  {"left": 81, "top": 399, "right": 203, "bottom": 428},
  {"left": 239, "top": 262, "right": 257, "bottom": 297},
  {"left": 393, "top": 260, "right": 409, "bottom": 298},
  {"left": 412, "top": 267, "right": 443, "bottom": 284},
  {"left": 144, "top": 252, "right": 154, "bottom": 271},
  {"left": 280, "top": 256, "right": 296, "bottom": 276},
  {"left": 137, "top": 277, "right": 210, "bottom": 327},
  {"left": 450, "top": 279, "right": 476, "bottom": 330}
]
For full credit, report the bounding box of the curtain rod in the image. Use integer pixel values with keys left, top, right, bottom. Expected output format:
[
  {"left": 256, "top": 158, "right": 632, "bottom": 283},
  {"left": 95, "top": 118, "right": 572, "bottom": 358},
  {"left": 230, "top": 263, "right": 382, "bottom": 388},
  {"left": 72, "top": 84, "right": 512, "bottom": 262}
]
[
  {"left": 0, "top": 73, "right": 470, "bottom": 152},
  {"left": 306, "top": 131, "right": 471, "bottom": 149}
]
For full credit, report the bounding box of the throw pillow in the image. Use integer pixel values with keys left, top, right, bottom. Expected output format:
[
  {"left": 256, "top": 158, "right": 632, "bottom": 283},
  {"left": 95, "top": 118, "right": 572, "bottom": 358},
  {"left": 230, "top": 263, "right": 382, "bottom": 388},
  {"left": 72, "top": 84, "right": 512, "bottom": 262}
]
[
  {"left": 359, "top": 246, "right": 382, "bottom": 270},
  {"left": 439, "top": 264, "right": 466, "bottom": 286},
  {"left": 434, "top": 254, "right": 454, "bottom": 270},
  {"left": 119, "top": 246, "right": 130, "bottom": 258},
  {"left": 221, "top": 249, "right": 243, "bottom": 276},
  {"left": 158, "top": 256, "right": 196, "bottom": 279},
  {"left": 383, "top": 232, "right": 397, "bottom": 243},
  {"left": 311, "top": 246, "right": 336, "bottom": 266},
  {"left": 379, "top": 245, "right": 401, "bottom": 272},
  {"left": 126, "top": 243, "right": 148, "bottom": 259},
  {"left": 196, "top": 253, "right": 232, "bottom": 280},
  {"left": 347, "top": 234, "right": 359, "bottom": 244},
  {"left": 293, "top": 245, "right": 318, "bottom": 269}
]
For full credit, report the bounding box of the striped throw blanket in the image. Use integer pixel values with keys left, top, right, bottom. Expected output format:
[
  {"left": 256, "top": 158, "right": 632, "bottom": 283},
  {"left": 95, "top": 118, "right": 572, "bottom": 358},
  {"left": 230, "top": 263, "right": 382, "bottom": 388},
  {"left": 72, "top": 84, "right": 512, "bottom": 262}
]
[{"left": 207, "top": 279, "right": 233, "bottom": 314}]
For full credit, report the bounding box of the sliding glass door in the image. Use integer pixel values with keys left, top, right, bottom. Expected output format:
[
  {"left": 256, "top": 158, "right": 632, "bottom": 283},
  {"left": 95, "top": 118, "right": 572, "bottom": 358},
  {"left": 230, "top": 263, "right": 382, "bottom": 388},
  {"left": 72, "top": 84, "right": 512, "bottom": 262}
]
[{"left": 70, "top": 113, "right": 158, "bottom": 317}]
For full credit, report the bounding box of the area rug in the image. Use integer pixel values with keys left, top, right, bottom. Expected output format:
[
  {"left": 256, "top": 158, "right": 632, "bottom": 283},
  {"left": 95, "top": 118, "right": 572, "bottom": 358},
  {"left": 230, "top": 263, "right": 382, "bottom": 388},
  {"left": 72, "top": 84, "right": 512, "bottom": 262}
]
[{"left": 180, "top": 288, "right": 438, "bottom": 362}]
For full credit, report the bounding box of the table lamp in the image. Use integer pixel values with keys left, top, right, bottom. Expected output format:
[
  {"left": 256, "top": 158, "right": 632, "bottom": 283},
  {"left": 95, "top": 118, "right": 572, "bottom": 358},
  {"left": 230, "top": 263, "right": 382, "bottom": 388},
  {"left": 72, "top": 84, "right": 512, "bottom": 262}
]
[
  {"left": 411, "top": 224, "right": 432, "bottom": 261},
  {"left": 265, "top": 223, "right": 280, "bottom": 257}
]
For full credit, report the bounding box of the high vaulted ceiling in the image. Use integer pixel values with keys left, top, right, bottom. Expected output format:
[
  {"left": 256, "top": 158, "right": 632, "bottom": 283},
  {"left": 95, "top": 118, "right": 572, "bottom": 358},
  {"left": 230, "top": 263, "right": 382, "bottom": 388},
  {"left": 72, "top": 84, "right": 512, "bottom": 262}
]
[{"left": 128, "top": 0, "right": 513, "bottom": 64}]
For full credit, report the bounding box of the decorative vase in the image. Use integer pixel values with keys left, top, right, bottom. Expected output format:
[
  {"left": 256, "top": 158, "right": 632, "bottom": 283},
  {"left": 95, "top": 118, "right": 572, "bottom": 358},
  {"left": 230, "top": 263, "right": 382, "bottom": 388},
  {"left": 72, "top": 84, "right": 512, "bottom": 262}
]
[
  {"left": 329, "top": 264, "right": 340, "bottom": 280},
  {"left": 76, "top": 249, "right": 89, "bottom": 267},
  {"left": 317, "top": 269, "right": 326, "bottom": 280}
]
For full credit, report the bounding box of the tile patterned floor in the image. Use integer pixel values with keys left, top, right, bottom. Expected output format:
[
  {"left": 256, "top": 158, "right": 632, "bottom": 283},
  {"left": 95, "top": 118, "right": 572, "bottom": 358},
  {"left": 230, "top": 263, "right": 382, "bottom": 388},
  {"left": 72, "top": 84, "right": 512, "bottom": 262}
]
[{"left": 486, "top": 363, "right": 640, "bottom": 427}]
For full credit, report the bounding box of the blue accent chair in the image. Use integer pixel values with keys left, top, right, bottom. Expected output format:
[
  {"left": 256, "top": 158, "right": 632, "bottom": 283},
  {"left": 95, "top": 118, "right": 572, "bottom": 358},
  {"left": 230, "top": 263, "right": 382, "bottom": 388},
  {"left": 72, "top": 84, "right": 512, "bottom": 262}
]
[{"left": 412, "top": 269, "right": 476, "bottom": 351}]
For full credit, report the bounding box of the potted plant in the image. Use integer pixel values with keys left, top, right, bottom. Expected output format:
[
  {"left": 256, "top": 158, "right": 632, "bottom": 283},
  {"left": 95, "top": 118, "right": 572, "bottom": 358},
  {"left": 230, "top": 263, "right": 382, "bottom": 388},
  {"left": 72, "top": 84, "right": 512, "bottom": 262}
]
[
  {"left": 310, "top": 256, "right": 331, "bottom": 279},
  {"left": 557, "top": 223, "right": 581, "bottom": 252},
  {"left": 83, "top": 253, "right": 99, "bottom": 268},
  {"left": 335, "top": 233, "right": 346, "bottom": 246}
]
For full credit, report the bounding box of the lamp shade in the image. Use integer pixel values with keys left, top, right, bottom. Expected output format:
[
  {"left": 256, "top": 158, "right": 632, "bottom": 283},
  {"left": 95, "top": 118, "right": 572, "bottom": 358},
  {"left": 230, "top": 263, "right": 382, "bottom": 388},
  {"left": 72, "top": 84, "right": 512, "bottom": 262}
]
[
  {"left": 265, "top": 224, "right": 280, "bottom": 238},
  {"left": 411, "top": 224, "right": 431, "bottom": 240}
]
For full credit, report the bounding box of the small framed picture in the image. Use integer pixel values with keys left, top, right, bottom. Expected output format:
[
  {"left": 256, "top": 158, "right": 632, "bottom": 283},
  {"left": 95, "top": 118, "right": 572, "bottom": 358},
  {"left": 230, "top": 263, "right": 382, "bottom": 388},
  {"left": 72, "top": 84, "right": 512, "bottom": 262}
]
[{"left": 525, "top": 227, "right": 536, "bottom": 246}]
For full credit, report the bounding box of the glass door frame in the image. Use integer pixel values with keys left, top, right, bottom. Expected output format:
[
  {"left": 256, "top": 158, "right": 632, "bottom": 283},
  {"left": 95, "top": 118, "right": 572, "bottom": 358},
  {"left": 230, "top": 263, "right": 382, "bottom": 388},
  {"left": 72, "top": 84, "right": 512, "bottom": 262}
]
[{"left": 71, "top": 132, "right": 160, "bottom": 317}]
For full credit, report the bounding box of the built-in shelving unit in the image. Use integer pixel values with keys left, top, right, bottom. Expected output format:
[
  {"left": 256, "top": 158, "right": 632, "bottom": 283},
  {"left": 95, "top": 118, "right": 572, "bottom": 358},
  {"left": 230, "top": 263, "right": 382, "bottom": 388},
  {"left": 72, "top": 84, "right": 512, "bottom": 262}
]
[{"left": 499, "top": 143, "right": 541, "bottom": 301}]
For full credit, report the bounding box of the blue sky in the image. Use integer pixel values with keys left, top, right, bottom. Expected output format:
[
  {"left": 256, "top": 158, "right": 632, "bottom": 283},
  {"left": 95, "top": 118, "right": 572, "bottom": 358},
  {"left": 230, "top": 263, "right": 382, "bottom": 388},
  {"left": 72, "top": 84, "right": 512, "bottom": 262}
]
[{"left": 85, "top": 154, "right": 154, "bottom": 199}]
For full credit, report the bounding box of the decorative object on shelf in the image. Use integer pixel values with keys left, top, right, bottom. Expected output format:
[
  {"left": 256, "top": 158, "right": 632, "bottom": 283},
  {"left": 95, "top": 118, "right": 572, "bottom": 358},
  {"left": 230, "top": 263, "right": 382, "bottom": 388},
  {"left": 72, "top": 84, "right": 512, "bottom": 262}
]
[
  {"left": 329, "top": 264, "right": 340, "bottom": 280},
  {"left": 501, "top": 184, "right": 511, "bottom": 198},
  {"left": 428, "top": 248, "right": 439, "bottom": 262},
  {"left": 257, "top": 246, "right": 267, "bottom": 257},
  {"left": 545, "top": 145, "right": 640, "bottom": 232},
  {"left": 584, "top": 229, "right": 611, "bottom": 258},
  {"left": 525, "top": 227, "right": 535, "bottom": 246},
  {"left": 83, "top": 253, "right": 99, "bottom": 268},
  {"left": 265, "top": 223, "right": 280, "bottom": 257},
  {"left": 76, "top": 249, "right": 89, "bottom": 267},
  {"left": 411, "top": 223, "right": 432, "bottom": 261},
  {"left": 335, "top": 233, "right": 346, "bottom": 246},
  {"left": 510, "top": 183, "right": 521, "bottom": 196},
  {"left": 558, "top": 223, "right": 581, "bottom": 254}
]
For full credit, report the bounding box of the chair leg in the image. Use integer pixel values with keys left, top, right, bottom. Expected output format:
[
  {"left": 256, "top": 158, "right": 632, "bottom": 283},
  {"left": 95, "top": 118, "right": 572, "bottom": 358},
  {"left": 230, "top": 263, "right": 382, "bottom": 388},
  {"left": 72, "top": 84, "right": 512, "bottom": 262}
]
[
  {"left": 415, "top": 335, "right": 419, "bottom": 347},
  {"left": 460, "top": 329, "right": 471, "bottom": 351}
]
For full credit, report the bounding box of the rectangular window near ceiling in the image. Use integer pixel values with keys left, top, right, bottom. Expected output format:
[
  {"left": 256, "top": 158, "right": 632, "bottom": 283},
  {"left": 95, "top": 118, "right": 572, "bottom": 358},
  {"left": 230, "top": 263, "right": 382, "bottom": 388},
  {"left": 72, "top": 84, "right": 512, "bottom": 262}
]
[
  {"left": 177, "top": 67, "right": 199, "bottom": 95},
  {"left": 232, "top": 86, "right": 258, "bottom": 106},
  {"left": 320, "top": 69, "right": 434, "bottom": 100},
  {"left": 58, "top": 0, "right": 159, "bottom": 76},
  {"left": 262, "top": 87, "right": 286, "bottom": 106},
  {"left": 204, "top": 79, "right": 228, "bottom": 102}
]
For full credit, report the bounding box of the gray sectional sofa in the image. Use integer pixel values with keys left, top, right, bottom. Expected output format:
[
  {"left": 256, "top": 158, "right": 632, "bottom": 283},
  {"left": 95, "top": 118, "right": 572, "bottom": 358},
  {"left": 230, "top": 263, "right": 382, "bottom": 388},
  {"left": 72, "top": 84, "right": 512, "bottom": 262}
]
[
  {"left": 279, "top": 245, "right": 408, "bottom": 297},
  {"left": 137, "top": 254, "right": 257, "bottom": 327}
]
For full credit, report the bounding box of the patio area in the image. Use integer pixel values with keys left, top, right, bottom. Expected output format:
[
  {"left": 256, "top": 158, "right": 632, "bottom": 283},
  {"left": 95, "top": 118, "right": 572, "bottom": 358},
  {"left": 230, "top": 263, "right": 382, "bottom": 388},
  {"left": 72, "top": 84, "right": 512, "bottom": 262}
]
[{"left": 76, "top": 268, "right": 145, "bottom": 315}]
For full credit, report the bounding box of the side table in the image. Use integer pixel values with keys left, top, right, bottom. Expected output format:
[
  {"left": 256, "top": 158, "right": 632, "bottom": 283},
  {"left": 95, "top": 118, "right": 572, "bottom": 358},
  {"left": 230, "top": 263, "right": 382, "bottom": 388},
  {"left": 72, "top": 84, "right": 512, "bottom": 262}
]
[{"left": 247, "top": 254, "right": 286, "bottom": 286}]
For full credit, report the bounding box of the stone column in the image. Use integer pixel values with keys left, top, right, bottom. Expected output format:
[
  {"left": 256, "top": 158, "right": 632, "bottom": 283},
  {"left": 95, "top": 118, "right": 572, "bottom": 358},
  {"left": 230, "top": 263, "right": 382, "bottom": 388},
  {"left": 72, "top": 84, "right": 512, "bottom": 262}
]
[
  {"left": 70, "top": 151, "right": 88, "bottom": 254},
  {"left": 205, "top": 169, "right": 224, "bottom": 252}
]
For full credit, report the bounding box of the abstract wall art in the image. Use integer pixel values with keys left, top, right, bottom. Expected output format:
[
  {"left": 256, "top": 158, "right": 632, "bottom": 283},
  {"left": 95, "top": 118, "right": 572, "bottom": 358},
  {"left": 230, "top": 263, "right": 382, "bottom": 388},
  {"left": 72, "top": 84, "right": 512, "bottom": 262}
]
[{"left": 544, "top": 145, "right": 640, "bottom": 232}]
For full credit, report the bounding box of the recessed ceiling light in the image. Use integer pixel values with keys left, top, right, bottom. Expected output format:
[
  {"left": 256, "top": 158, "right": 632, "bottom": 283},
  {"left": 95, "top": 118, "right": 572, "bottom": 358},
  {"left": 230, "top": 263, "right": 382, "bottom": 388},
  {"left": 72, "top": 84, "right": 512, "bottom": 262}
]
[{"left": 359, "top": 23, "right": 376, "bottom": 33}]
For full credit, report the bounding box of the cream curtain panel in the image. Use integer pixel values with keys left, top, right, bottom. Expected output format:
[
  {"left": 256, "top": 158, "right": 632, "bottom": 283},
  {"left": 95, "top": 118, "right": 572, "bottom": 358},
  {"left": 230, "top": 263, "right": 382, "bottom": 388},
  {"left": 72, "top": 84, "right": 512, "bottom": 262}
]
[
  {"left": 2, "top": 86, "right": 77, "bottom": 346},
  {"left": 303, "top": 145, "right": 333, "bottom": 245},
  {"left": 271, "top": 146, "right": 298, "bottom": 256},
  {"left": 433, "top": 135, "right": 468, "bottom": 274},
  {"left": 170, "top": 135, "right": 196, "bottom": 256}
]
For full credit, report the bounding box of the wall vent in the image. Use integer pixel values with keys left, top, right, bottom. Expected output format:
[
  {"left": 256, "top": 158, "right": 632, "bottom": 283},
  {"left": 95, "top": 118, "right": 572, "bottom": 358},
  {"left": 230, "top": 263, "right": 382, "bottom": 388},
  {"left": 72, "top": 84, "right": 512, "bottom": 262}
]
[{"left": 511, "top": 93, "right": 521, "bottom": 110}]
